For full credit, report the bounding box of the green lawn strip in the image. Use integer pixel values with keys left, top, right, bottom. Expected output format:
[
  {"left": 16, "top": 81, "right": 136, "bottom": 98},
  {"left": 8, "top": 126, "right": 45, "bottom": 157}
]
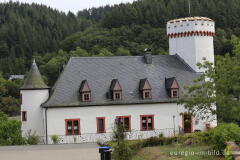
[{"left": 131, "top": 146, "right": 167, "bottom": 160}]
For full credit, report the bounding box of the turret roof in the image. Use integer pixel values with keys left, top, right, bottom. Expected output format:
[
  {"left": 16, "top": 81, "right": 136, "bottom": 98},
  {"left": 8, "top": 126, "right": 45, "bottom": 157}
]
[{"left": 21, "top": 59, "right": 49, "bottom": 90}]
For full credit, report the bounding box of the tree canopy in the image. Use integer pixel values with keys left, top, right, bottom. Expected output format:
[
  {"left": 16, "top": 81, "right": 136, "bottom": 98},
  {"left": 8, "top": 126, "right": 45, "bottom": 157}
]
[{"left": 178, "top": 35, "right": 240, "bottom": 123}]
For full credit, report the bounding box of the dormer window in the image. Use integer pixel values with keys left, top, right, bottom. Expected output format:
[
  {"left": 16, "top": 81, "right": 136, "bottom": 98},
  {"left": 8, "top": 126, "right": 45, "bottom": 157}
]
[
  {"left": 171, "top": 89, "right": 179, "bottom": 98},
  {"left": 114, "top": 92, "right": 121, "bottom": 100},
  {"left": 83, "top": 93, "right": 90, "bottom": 101},
  {"left": 165, "top": 77, "right": 180, "bottom": 98},
  {"left": 110, "top": 79, "right": 122, "bottom": 101},
  {"left": 139, "top": 78, "right": 152, "bottom": 99},
  {"left": 79, "top": 80, "right": 91, "bottom": 102}
]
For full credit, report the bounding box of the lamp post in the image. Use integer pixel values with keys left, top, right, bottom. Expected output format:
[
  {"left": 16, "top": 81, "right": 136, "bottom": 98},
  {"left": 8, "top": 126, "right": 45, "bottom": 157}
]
[{"left": 173, "top": 115, "right": 176, "bottom": 136}]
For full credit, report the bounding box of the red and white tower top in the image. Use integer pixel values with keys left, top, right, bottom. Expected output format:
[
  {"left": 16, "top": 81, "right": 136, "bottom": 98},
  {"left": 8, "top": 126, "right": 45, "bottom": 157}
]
[
  {"left": 166, "top": 17, "right": 215, "bottom": 72},
  {"left": 167, "top": 17, "right": 215, "bottom": 39}
]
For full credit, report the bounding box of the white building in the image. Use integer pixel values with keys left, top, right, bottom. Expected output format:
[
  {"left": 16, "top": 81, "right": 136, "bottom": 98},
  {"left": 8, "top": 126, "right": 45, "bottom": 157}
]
[{"left": 20, "top": 17, "right": 217, "bottom": 144}]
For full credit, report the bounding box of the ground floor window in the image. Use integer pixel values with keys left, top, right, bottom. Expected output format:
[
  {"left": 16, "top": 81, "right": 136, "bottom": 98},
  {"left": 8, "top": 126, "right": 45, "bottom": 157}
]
[
  {"left": 116, "top": 116, "right": 131, "bottom": 131},
  {"left": 140, "top": 115, "right": 154, "bottom": 131},
  {"left": 96, "top": 117, "right": 106, "bottom": 133},
  {"left": 65, "top": 119, "right": 80, "bottom": 135},
  {"left": 22, "top": 111, "right": 27, "bottom": 121}
]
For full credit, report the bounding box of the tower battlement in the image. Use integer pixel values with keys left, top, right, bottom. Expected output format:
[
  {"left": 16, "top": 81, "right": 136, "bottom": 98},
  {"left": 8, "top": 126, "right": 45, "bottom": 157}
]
[
  {"left": 167, "top": 17, "right": 215, "bottom": 72},
  {"left": 167, "top": 17, "right": 215, "bottom": 38}
]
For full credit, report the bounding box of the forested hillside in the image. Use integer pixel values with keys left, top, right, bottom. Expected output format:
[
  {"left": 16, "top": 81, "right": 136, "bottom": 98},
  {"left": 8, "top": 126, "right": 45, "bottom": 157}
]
[{"left": 1, "top": 0, "right": 240, "bottom": 84}]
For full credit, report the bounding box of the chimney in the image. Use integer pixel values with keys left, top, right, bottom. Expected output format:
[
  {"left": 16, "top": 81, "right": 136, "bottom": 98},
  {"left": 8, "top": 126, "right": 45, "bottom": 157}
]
[{"left": 143, "top": 48, "right": 152, "bottom": 64}]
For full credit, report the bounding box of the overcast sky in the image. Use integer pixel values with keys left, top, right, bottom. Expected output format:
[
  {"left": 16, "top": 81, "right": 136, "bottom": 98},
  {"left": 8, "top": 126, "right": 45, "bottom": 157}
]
[{"left": 0, "top": 0, "right": 136, "bottom": 13}]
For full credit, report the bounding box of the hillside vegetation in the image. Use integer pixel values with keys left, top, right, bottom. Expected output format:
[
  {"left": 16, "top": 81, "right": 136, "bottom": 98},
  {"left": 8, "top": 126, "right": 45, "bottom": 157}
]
[
  {"left": 0, "top": 0, "right": 240, "bottom": 81},
  {"left": 1, "top": 0, "right": 240, "bottom": 120}
]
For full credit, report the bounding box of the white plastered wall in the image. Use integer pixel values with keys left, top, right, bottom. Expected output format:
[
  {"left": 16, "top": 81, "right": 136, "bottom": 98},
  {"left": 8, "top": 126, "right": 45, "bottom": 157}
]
[
  {"left": 21, "top": 89, "right": 49, "bottom": 138},
  {"left": 45, "top": 103, "right": 217, "bottom": 143}
]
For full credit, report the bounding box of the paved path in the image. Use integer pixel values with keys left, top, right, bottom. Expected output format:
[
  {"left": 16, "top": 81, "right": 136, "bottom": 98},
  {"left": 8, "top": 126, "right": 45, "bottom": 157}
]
[{"left": 0, "top": 143, "right": 100, "bottom": 160}]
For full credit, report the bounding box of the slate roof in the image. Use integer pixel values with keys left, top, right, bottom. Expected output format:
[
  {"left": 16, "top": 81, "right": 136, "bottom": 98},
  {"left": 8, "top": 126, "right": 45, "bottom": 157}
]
[
  {"left": 43, "top": 55, "right": 199, "bottom": 108},
  {"left": 21, "top": 59, "right": 49, "bottom": 90}
]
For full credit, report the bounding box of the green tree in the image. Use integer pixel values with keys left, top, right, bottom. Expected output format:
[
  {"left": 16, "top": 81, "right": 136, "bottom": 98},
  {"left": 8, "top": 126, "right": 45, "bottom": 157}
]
[
  {"left": 0, "top": 75, "right": 20, "bottom": 116},
  {"left": 178, "top": 35, "right": 240, "bottom": 123},
  {"left": 112, "top": 120, "right": 132, "bottom": 160},
  {"left": 116, "top": 47, "right": 131, "bottom": 56},
  {"left": 96, "top": 48, "right": 113, "bottom": 56},
  {"left": 0, "top": 112, "right": 25, "bottom": 145},
  {"left": 70, "top": 47, "right": 89, "bottom": 57}
]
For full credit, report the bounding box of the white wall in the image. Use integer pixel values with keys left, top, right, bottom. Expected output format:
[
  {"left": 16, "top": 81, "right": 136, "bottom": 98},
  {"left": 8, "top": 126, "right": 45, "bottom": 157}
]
[
  {"left": 21, "top": 89, "right": 49, "bottom": 138},
  {"left": 46, "top": 103, "right": 217, "bottom": 143}
]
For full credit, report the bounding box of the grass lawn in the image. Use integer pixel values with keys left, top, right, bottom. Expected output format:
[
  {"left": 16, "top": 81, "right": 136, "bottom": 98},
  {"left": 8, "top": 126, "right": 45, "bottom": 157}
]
[{"left": 132, "top": 144, "right": 224, "bottom": 160}]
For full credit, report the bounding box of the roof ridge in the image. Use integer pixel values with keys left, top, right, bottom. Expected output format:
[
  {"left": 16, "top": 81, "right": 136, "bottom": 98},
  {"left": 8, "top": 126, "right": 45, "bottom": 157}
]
[{"left": 70, "top": 55, "right": 172, "bottom": 59}]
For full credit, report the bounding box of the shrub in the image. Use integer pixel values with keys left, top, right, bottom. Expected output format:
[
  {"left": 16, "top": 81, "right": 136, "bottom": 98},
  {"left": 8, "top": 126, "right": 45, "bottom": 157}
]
[
  {"left": 51, "top": 135, "right": 60, "bottom": 144},
  {"left": 176, "top": 131, "right": 211, "bottom": 145},
  {"left": 0, "top": 112, "right": 25, "bottom": 145},
  {"left": 113, "top": 140, "right": 132, "bottom": 160},
  {"left": 159, "top": 133, "right": 164, "bottom": 138},
  {"left": 112, "top": 120, "right": 132, "bottom": 160},
  {"left": 211, "top": 123, "right": 240, "bottom": 152},
  {"left": 224, "top": 145, "right": 234, "bottom": 160},
  {"left": 26, "top": 130, "right": 39, "bottom": 145}
]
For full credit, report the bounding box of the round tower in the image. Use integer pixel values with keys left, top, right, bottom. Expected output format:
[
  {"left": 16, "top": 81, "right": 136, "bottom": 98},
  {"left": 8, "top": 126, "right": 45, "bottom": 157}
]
[
  {"left": 20, "top": 59, "right": 49, "bottom": 140},
  {"left": 167, "top": 17, "right": 215, "bottom": 72}
]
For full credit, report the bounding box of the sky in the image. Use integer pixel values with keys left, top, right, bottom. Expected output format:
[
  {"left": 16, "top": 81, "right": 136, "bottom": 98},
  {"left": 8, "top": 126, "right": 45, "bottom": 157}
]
[{"left": 0, "top": 0, "right": 136, "bottom": 13}]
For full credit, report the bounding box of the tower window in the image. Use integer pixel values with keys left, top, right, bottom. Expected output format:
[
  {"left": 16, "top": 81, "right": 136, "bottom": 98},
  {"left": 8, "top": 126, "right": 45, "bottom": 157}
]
[
  {"left": 22, "top": 111, "right": 27, "bottom": 121},
  {"left": 20, "top": 93, "right": 22, "bottom": 105}
]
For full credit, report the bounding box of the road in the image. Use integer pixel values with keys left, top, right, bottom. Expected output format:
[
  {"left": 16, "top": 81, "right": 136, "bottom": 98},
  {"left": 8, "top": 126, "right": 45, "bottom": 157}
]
[{"left": 0, "top": 143, "right": 100, "bottom": 160}]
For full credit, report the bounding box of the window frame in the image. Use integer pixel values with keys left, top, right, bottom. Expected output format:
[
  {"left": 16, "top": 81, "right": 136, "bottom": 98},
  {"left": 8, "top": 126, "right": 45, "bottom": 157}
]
[
  {"left": 65, "top": 119, "right": 80, "bottom": 136},
  {"left": 143, "top": 89, "right": 152, "bottom": 99},
  {"left": 113, "top": 91, "right": 122, "bottom": 100},
  {"left": 116, "top": 115, "right": 131, "bottom": 132},
  {"left": 22, "top": 111, "right": 27, "bottom": 121},
  {"left": 140, "top": 115, "right": 155, "bottom": 131},
  {"left": 20, "top": 93, "right": 22, "bottom": 105},
  {"left": 171, "top": 89, "right": 179, "bottom": 98},
  {"left": 81, "top": 92, "right": 91, "bottom": 102},
  {"left": 96, "top": 117, "right": 106, "bottom": 134}
]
